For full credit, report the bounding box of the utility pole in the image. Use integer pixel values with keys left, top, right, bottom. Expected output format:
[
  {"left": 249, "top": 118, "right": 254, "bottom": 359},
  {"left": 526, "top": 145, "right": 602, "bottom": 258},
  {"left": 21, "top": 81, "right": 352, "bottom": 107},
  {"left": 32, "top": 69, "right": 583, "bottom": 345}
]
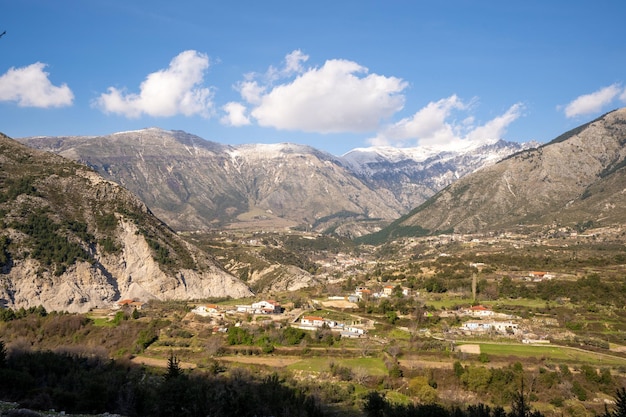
[{"left": 471, "top": 273, "right": 477, "bottom": 302}]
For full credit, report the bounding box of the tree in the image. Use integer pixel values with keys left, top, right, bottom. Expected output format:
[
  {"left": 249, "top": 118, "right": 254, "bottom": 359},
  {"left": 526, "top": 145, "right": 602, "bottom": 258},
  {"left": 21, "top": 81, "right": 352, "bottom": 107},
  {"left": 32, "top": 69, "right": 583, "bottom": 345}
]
[
  {"left": 508, "top": 379, "right": 544, "bottom": 417},
  {"left": 461, "top": 366, "right": 491, "bottom": 393},
  {"left": 453, "top": 361, "right": 465, "bottom": 378},
  {"left": 165, "top": 352, "right": 181, "bottom": 380},
  {"left": 603, "top": 387, "right": 626, "bottom": 417},
  {"left": 386, "top": 310, "right": 399, "bottom": 324},
  {"left": 0, "top": 340, "right": 6, "bottom": 368},
  {"left": 363, "top": 391, "right": 387, "bottom": 417}
]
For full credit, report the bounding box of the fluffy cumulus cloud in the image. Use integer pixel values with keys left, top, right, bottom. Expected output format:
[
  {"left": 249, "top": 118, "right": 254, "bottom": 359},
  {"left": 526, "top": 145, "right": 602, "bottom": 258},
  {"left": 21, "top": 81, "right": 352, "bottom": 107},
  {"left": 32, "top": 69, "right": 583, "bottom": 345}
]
[
  {"left": 0, "top": 62, "right": 73, "bottom": 108},
  {"left": 95, "top": 50, "right": 214, "bottom": 118},
  {"left": 563, "top": 84, "right": 624, "bottom": 118},
  {"left": 465, "top": 103, "right": 524, "bottom": 143},
  {"left": 370, "top": 96, "right": 523, "bottom": 149},
  {"left": 226, "top": 50, "right": 407, "bottom": 133},
  {"left": 221, "top": 102, "right": 250, "bottom": 126}
]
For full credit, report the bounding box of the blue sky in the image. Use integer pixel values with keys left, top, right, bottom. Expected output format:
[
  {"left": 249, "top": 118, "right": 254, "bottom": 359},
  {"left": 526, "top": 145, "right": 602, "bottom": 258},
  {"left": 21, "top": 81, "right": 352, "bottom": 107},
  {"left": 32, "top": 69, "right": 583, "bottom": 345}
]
[{"left": 1, "top": 1, "right": 625, "bottom": 156}]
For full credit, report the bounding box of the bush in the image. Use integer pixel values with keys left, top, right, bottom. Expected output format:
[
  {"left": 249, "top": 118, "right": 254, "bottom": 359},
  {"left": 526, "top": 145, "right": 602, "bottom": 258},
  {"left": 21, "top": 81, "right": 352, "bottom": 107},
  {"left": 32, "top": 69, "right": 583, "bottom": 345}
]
[
  {"left": 227, "top": 326, "right": 253, "bottom": 345},
  {"left": 572, "top": 380, "right": 587, "bottom": 401}
]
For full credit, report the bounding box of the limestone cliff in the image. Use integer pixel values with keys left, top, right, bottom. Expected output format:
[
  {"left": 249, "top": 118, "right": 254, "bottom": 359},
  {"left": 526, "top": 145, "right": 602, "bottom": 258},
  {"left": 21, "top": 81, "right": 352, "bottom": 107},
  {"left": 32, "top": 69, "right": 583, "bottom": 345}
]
[{"left": 0, "top": 134, "right": 252, "bottom": 313}]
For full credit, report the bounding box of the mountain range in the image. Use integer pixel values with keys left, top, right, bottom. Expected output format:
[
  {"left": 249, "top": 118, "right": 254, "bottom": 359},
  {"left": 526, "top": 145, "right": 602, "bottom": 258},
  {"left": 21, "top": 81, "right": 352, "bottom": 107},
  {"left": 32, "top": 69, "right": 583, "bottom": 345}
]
[
  {"left": 366, "top": 108, "right": 626, "bottom": 242},
  {"left": 19, "top": 130, "right": 534, "bottom": 236},
  {"left": 3, "top": 108, "right": 626, "bottom": 312}
]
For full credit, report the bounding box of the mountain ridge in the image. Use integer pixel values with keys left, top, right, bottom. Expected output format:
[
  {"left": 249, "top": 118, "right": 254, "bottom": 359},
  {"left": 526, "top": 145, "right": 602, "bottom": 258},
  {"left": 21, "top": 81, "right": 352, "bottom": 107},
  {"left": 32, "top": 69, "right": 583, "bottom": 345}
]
[
  {"left": 363, "top": 108, "right": 626, "bottom": 242},
  {"left": 19, "top": 129, "right": 533, "bottom": 235}
]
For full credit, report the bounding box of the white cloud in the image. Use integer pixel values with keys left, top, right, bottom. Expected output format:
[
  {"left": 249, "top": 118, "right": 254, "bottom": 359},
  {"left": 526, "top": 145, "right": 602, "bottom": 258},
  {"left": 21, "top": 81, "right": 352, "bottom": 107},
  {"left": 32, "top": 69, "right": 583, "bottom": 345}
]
[
  {"left": 0, "top": 62, "right": 73, "bottom": 108},
  {"left": 95, "top": 50, "right": 214, "bottom": 118},
  {"left": 264, "top": 49, "right": 309, "bottom": 83},
  {"left": 282, "top": 49, "right": 308, "bottom": 76},
  {"left": 370, "top": 95, "right": 467, "bottom": 146},
  {"left": 221, "top": 102, "right": 250, "bottom": 126},
  {"left": 465, "top": 103, "right": 524, "bottom": 142},
  {"left": 237, "top": 80, "right": 265, "bottom": 105},
  {"left": 620, "top": 87, "right": 626, "bottom": 102},
  {"left": 245, "top": 55, "right": 407, "bottom": 133},
  {"left": 563, "top": 84, "right": 622, "bottom": 118},
  {"left": 369, "top": 96, "right": 523, "bottom": 149}
]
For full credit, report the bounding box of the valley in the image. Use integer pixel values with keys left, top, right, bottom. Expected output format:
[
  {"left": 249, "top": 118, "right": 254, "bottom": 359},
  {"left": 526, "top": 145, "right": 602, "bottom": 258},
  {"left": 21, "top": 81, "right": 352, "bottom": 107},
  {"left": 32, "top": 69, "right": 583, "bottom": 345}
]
[
  {"left": 1, "top": 109, "right": 626, "bottom": 416},
  {"left": 2, "top": 226, "right": 625, "bottom": 416}
]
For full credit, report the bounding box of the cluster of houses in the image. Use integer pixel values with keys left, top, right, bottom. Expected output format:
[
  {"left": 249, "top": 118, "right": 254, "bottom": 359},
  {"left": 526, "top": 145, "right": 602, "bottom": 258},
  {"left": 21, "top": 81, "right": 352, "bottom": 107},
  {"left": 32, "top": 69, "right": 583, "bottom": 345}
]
[
  {"left": 189, "top": 299, "right": 369, "bottom": 339},
  {"left": 452, "top": 305, "right": 522, "bottom": 336},
  {"left": 297, "top": 315, "right": 367, "bottom": 338},
  {"left": 460, "top": 320, "right": 519, "bottom": 335},
  {"left": 346, "top": 285, "right": 411, "bottom": 303},
  {"left": 235, "top": 300, "right": 282, "bottom": 315},
  {"left": 525, "top": 271, "right": 554, "bottom": 281},
  {"left": 191, "top": 300, "right": 282, "bottom": 317}
]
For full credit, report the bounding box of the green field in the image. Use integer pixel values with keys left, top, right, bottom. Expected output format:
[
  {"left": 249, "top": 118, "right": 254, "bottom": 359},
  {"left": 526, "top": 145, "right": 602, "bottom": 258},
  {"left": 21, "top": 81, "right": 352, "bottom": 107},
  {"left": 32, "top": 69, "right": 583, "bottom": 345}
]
[
  {"left": 426, "top": 297, "right": 552, "bottom": 310},
  {"left": 287, "top": 356, "right": 388, "bottom": 375},
  {"left": 89, "top": 316, "right": 116, "bottom": 327},
  {"left": 474, "top": 342, "right": 626, "bottom": 366}
]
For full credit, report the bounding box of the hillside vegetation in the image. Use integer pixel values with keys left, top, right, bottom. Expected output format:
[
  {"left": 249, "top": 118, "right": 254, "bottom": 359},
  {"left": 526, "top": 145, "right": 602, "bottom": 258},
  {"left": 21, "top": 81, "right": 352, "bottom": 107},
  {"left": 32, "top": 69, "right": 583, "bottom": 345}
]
[{"left": 0, "top": 133, "right": 251, "bottom": 313}]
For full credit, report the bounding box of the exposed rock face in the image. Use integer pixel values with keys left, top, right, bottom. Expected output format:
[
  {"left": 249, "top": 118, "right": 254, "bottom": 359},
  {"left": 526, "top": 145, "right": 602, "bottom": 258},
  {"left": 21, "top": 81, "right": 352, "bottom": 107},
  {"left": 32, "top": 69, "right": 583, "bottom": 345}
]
[
  {"left": 371, "top": 108, "right": 626, "bottom": 239},
  {"left": 0, "top": 134, "right": 252, "bottom": 313},
  {"left": 19, "top": 129, "right": 531, "bottom": 235},
  {"left": 247, "top": 264, "right": 319, "bottom": 293},
  {"left": 342, "top": 139, "right": 536, "bottom": 211}
]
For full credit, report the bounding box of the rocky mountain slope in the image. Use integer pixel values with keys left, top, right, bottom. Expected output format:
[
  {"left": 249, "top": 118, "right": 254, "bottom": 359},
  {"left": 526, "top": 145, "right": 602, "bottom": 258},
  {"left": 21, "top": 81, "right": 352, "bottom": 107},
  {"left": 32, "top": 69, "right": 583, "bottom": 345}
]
[
  {"left": 364, "top": 108, "right": 626, "bottom": 241},
  {"left": 342, "top": 138, "right": 535, "bottom": 211},
  {"left": 20, "top": 130, "right": 532, "bottom": 236},
  {"left": 0, "top": 133, "right": 252, "bottom": 313}
]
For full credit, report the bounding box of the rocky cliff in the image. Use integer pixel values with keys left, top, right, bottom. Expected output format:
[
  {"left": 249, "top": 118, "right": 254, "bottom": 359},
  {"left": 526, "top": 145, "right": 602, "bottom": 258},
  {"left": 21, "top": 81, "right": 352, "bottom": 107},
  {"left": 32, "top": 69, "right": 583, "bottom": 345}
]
[{"left": 0, "top": 133, "right": 252, "bottom": 313}]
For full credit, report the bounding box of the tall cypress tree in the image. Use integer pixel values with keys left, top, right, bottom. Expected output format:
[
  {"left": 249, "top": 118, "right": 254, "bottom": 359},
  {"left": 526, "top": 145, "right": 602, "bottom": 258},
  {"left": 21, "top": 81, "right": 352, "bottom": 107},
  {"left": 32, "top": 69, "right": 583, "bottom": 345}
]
[{"left": 165, "top": 351, "right": 181, "bottom": 380}]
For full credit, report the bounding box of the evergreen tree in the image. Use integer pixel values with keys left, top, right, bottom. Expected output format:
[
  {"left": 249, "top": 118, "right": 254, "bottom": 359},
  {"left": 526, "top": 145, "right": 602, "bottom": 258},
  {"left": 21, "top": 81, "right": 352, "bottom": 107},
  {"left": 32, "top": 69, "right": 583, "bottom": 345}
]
[
  {"left": 0, "top": 340, "right": 6, "bottom": 367},
  {"left": 603, "top": 388, "right": 626, "bottom": 417},
  {"left": 509, "top": 379, "right": 530, "bottom": 417},
  {"left": 165, "top": 352, "right": 181, "bottom": 380},
  {"left": 615, "top": 387, "right": 626, "bottom": 417}
]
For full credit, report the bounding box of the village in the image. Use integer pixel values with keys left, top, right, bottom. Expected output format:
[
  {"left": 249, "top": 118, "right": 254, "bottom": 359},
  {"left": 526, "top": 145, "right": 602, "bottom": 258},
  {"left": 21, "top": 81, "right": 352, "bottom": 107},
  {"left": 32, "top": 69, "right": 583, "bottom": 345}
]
[{"left": 113, "top": 269, "right": 562, "bottom": 348}]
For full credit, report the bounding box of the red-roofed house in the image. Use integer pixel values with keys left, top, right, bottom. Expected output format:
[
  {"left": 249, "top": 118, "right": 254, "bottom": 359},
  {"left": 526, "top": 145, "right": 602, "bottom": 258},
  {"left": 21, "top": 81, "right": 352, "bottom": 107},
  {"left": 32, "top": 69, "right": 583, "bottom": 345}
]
[
  {"left": 117, "top": 299, "right": 144, "bottom": 310},
  {"left": 301, "top": 316, "right": 325, "bottom": 327},
  {"left": 466, "top": 305, "right": 494, "bottom": 317}
]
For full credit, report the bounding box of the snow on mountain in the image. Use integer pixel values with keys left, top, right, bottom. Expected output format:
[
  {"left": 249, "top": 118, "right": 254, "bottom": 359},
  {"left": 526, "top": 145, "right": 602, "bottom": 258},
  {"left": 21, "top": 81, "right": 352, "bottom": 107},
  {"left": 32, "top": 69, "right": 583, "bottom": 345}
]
[
  {"left": 341, "top": 139, "right": 536, "bottom": 177},
  {"left": 19, "top": 127, "right": 538, "bottom": 236}
]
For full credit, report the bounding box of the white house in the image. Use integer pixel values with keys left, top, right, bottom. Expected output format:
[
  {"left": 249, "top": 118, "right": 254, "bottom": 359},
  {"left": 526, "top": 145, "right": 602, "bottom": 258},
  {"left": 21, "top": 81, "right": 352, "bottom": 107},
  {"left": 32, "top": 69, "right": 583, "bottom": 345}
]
[
  {"left": 301, "top": 316, "right": 326, "bottom": 327},
  {"left": 355, "top": 287, "right": 372, "bottom": 299},
  {"left": 251, "top": 300, "right": 281, "bottom": 314},
  {"left": 464, "top": 305, "right": 495, "bottom": 317},
  {"left": 345, "top": 326, "right": 366, "bottom": 335},
  {"left": 382, "top": 286, "right": 394, "bottom": 297},
  {"left": 461, "top": 321, "right": 518, "bottom": 334},
  {"left": 236, "top": 305, "right": 253, "bottom": 313},
  {"left": 191, "top": 304, "right": 219, "bottom": 317}
]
